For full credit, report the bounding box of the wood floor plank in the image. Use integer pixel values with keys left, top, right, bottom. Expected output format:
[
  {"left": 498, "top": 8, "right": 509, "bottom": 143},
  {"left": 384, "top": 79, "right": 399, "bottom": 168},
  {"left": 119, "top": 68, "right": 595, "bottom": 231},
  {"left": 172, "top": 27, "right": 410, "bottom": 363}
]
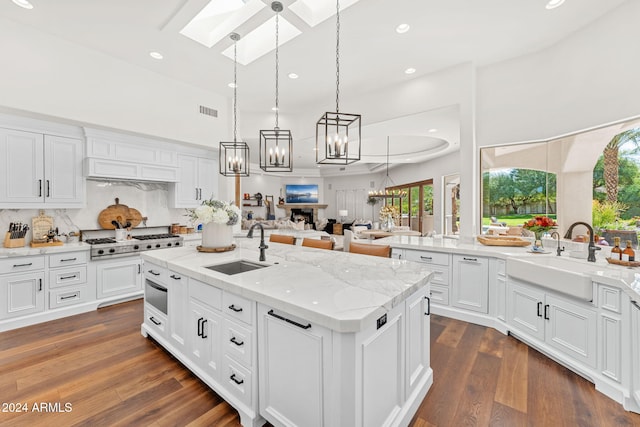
[
  {"left": 478, "top": 327, "right": 505, "bottom": 358},
  {"left": 494, "top": 335, "right": 528, "bottom": 413},
  {"left": 435, "top": 317, "right": 468, "bottom": 348},
  {"left": 488, "top": 401, "right": 527, "bottom": 427}
]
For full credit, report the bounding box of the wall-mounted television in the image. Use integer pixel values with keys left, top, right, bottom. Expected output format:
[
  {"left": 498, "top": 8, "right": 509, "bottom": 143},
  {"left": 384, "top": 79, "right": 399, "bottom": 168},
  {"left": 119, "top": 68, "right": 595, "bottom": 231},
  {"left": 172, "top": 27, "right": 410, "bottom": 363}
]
[{"left": 285, "top": 184, "right": 319, "bottom": 203}]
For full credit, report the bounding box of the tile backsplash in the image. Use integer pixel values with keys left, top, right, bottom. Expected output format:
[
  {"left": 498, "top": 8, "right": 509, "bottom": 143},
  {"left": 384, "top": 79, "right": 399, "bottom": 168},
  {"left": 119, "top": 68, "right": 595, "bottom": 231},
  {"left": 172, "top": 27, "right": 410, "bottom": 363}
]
[{"left": 0, "top": 180, "right": 193, "bottom": 242}]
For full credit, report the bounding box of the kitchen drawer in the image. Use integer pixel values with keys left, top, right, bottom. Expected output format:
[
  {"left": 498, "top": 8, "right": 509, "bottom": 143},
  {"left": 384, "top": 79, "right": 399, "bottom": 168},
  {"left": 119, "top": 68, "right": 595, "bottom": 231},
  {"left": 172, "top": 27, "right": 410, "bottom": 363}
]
[
  {"left": 223, "top": 291, "right": 254, "bottom": 325},
  {"left": 430, "top": 284, "right": 449, "bottom": 306},
  {"left": 404, "top": 250, "right": 450, "bottom": 266},
  {"left": 428, "top": 265, "right": 450, "bottom": 287},
  {"left": 0, "top": 256, "right": 45, "bottom": 275},
  {"left": 49, "top": 251, "right": 88, "bottom": 268},
  {"left": 49, "top": 266, "right": 87, "bottom": 289},
  {"left": 598, "top": 284, "right": 621, "bottom": 314},
  {"left": 144, "top": 304, "right": 167, "bottom": 337},
  {"left": 223, "top": 355, "right": 253, "bottom": 407},
  {"left": 144, "top": 261, "right": 168, "bottom": 284},
  {"left": 49, "top": 285, "right": 92, "bottom": 309},
  {"left": 190, "top": 278, "right": 222, "bottom": 310},
  {"left": 224, "top": 318, "right": 253, "bottom": 367}
]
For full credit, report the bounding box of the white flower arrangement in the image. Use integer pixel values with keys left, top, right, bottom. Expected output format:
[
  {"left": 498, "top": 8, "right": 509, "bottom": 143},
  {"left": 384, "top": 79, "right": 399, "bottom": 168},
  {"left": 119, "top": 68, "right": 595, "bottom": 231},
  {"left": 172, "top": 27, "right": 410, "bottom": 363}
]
[{"left": 188, "top": 198, "right": 240, "bottom": 226}]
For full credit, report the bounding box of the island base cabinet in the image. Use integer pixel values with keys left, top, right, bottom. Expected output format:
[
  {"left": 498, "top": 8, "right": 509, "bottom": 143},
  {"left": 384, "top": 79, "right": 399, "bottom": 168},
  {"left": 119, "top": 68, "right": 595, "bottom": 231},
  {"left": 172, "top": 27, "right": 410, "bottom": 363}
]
[
  {"left": 189, "top": 300, "right": 222, "bottom": 380},
  {"left": 258, "top": 305, "right": 332, "bottom": 427}
]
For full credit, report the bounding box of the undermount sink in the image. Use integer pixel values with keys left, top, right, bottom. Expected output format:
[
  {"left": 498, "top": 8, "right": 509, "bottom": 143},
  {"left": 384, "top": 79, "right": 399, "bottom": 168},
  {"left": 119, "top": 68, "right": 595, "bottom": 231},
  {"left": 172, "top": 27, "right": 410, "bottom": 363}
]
[
  {"left": 506, "top": 256, "right": 594, "bottom": 301},
  {"left": 205, "top": 260, "right": 269, "bottom": 275}
]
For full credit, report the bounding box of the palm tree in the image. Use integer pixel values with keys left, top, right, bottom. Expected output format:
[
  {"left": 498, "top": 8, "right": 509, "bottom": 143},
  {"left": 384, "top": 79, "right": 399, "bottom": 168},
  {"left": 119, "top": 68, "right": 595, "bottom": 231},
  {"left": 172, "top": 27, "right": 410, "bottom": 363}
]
[{"left": 603, "top": 128, "right": 640, "bottom": 202}]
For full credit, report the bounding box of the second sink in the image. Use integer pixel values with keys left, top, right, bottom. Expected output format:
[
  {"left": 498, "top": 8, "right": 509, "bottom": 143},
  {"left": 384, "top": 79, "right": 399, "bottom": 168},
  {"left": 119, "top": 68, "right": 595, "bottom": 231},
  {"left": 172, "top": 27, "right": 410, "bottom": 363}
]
[{"left": 205, "top": 260, "right": 269, "bottom": 275}]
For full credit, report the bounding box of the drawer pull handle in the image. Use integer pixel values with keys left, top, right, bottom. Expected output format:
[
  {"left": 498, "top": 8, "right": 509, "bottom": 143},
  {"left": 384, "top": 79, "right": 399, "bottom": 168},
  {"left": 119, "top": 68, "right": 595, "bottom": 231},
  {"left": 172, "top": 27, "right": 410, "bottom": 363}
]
[
  {"left": 230, "top": 336, "right": 244, "bottom": 346},
  {"left": 60, "top": 258, "right": 77, "bottom": 262},
  {"left": 420, "top": 256, "right": 433, "bottom": 260},
  {"left": 148, "top": 270, "right": 160, "bottom": 276},
  {"left": 170, "top": 274, "right": 181, "bottom": 280},
  {"left": 60, "top": 275, "right": 77, "bottom": 280},
  {"left": 13, "top": 263, "right": 33, "bottom": 267},
  {"left": 463, "top": 257, "right": 478, "bottom": 262},
  {"left": 230, "top": 373, "right": 244, "bottom": 385},
  {"left": 149, "top": 316, "right": 162, "bottom": 326},
  {"left": 268, "top": 309, "right": 311, "bottom": 330},
  {"left": 228, "top": 304, "right": 243, "bottom": 313},
  {"left": 60, "top": 292, "right": 79, "bottom": 300}
]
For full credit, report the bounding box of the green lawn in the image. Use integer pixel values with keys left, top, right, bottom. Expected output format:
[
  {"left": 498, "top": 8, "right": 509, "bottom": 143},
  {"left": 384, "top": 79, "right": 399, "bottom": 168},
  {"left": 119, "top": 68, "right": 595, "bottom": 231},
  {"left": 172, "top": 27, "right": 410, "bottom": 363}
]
[{"left": 482, "top": 214, "right": 557, "bottom": 227}]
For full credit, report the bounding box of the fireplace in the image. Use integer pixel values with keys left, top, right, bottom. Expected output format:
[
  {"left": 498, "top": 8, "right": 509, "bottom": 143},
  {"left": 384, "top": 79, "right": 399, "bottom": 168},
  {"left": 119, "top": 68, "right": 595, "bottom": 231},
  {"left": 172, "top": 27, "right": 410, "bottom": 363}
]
[
  {"left": 279, "top": 203, "right": 328, "bottom": 227},
  {"left": 291, "top": 208, "right": 314, "bottom": 225}
]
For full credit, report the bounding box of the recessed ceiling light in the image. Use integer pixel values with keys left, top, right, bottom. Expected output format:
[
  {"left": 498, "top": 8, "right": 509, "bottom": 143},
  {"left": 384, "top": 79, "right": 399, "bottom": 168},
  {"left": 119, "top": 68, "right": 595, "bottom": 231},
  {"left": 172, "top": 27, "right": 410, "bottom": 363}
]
[
  {"left": 288, "top": 73, "right": 299, "bottom": 79},
  {"left": 149, "top": 51, "right": 163, "bottom": 60},
  {"left": 545, "top": 0, "right": 565, "bottom": 9},
  {"left": 271, "top": 107, "right": 278, "bottom": 111},
  {"left": 12, "top": 0, "right": 33, "bottom": 9},
  {"left": 428, "top": 128, "right": 437, "bottom": 133},
  {"left": 228, "top": 82, "right": 237, "bottom": 88},
  {"left": 405, "top": 67, "right": 416, "bottom": 74},
  {"left": 396, "top": 24, "right": 410, "bottom": 34},
  {"left": 405, "top": 158, "right": 412, "bottom": 161}
]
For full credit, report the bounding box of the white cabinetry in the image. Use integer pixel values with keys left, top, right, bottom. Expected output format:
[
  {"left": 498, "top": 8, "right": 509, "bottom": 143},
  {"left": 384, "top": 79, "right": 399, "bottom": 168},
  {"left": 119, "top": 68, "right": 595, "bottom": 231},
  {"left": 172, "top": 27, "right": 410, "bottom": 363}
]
[
  {"left": 405, "top": 289, "right": 431, "bottom": 399},
  {"left": 48, "top": 251, "right": 92, "bottom": 309},
  {"left": 0, "top": 256, "right": 45, "bottom": 319},
  {"left": 169, "top": 155, "right": 217, "bottom": 208},
  {"left": 452, "top": 254, "right": 489, "bottom": 313},
  {"left": 0, "top": 128, "right": 84, "bottom": 208},
  {"left": 632, "top": 299, "right": 640, "bottom": 409},
  {"left": 507, "top": 278, "right": 597, "bottom": 369},
  {"left": 404, "top": 249, "right": 451, "bottom": 306},
  {"left": 167, "top": 271, "right": 188, "bottom": 352},
  {"left": 95, "top": 256, "right": 142, "bottom": 299},
  {"left": 597, "top": 284, "right": 623, "bottom": 384}
]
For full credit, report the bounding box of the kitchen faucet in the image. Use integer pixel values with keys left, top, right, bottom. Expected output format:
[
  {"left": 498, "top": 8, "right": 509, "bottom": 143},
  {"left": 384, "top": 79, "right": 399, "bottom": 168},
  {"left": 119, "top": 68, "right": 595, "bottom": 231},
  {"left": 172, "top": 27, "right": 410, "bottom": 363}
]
[
  {"left": 247, "top": 223, "right": 268, "bottom": 261},
  {"left": 563, "top": 221, "right": 600, "bottom": 262},
  {"left": 550, "top": 231, "right": 565, "bottom": 257}
]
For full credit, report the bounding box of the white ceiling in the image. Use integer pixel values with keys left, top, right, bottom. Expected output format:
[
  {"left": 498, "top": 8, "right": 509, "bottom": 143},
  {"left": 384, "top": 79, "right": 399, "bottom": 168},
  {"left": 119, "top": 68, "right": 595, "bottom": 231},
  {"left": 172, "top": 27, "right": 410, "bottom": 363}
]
[{"left": 0, "top": 0, "right": 627, "bottom": 170}]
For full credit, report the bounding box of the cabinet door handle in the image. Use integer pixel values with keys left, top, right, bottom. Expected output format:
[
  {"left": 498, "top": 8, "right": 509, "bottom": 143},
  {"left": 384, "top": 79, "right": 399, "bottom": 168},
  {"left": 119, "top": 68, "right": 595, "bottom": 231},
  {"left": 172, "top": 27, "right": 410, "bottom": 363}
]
[
  {"left": 544, "top": 304, "right": 550, "bottom": 320},
  {"left": 60, "top": 258, "right": 77, "bottom": 262},
  {"left": 138, "top": 264, "right": 141, "bottom": 274},
  {"left": 197, "top": 317, "right": 203, "bottom": 337},
  {"left": 230, "top": 336, "right": 244, "bottom": 347},
  {"left": 38, "top": 179, "right": 42, "bottom": 197},
  {"left": 148, "top": 270, "right": 160, "bottom": 276},
  {"left": 228, "top": 304, "right": 243, "bottom": 313},
  {"left": 463, "top": 257, "right": 478, "bottom": 262},
  {"left": 60, "top": 292, "right": 79, "bottom": 301},
  {"left": 46, "top": 180, "right": 50, "bottom": 197},
  {"left": 267, "top": 309, "right": 312, "bottom": 330},
  {"left": 199, "top": 188, "right": 202, "bottom": 200},
  {"left": 60, "top": 275, "right": 77, "bottom": 280},
  {"left": 230, "top": 373, "right": 244, "bottom": 385},
  {"left": 201, "top": 319, "right": 208, "bottom": 338},
  {"left": 537, "top": 301, "right": 543, "bottom": 317},
  {"left": 149, "top": 316, "right": 162, "bottom": 326},
  {"left": 38, "top": 278, "right": 42, "bottom": 291},
  {"left": 13, "top": 263, "right": 33, "bottom": 268},
  {"left": 424, "top": 296, "right": 431, "bottom": 316},
  {"left": 632, "top": 300, "right": 640, "bottom": 310},
  {"left": 195, "top": 188, "right": 199, "bottom": 200},
  {"left": 170, "top": 274, "right": 181, "bottom": 280}
]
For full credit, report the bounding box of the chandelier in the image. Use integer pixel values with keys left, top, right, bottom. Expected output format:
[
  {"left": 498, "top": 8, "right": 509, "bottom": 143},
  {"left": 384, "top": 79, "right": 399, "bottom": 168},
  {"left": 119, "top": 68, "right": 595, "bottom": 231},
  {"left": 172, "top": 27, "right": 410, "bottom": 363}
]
[
  {"left": 368, "top": 137, "right": 407, "bottom": 200},
  {"left": 220, "top": 33, "right": 250, "bottom": 177},
  {"left": 260, "top": 1, "right": 293, "bottom": 172},
  {"left": 315, "top": 0, "right": 361, "bottom": 165}
]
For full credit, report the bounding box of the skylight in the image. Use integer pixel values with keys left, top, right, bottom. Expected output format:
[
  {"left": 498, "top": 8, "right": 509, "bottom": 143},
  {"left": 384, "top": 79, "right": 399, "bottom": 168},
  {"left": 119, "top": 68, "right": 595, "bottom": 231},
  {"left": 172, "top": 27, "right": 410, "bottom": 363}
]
[
  {"left": 221, "top": 15, "right": 302, "bottom": 65},
  {"left": 180, "top": 0, "right": 265, "bottom": 48},
  {"left": 289, "top": 0, "right": 361, "bottom": 27}
]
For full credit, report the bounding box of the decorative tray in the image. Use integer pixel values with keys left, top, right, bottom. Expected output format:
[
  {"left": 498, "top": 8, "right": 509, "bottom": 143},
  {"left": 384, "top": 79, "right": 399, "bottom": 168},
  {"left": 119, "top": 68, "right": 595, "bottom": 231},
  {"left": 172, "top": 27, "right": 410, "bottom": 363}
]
[
  {"left": 197, "top": 244, "right": 236, "bottom": 253},
  {"left": 476, "top": 236, "right": 531, "bottom": 247},
  {"left": 605, "top": 257, "right": 640, "bottom": 267}
]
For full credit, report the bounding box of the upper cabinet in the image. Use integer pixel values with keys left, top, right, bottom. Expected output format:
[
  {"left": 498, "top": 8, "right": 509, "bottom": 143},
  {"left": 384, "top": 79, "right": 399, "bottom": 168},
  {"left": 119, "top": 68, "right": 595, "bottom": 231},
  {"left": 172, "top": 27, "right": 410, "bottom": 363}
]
[
  {"left": 0, "top": 128, "right": 85, "bottom": 208},
  {"left": 169, "top": 154, "right": 217, "bottom": 208}
]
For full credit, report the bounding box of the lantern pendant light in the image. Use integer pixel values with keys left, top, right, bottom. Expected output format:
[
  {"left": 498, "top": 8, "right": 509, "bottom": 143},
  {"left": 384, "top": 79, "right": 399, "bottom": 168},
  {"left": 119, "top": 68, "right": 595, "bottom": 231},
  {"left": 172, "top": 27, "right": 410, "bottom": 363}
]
[
  {"left": 260, "top": 1, "right": 293, "bottom": 172},
  {"left": 220, "top": 33, "right": 250, "bottom": 177},
  {"left": 316, "top": 0, "right": 361, "bottom": 165}
]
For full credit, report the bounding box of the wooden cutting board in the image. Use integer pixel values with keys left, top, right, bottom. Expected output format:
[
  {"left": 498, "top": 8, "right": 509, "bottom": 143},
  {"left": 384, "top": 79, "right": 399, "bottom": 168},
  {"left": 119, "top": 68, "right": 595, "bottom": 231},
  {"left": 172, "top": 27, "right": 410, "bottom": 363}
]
[{"left": 98, "top": 198, "right": 143, "bottom": 229}]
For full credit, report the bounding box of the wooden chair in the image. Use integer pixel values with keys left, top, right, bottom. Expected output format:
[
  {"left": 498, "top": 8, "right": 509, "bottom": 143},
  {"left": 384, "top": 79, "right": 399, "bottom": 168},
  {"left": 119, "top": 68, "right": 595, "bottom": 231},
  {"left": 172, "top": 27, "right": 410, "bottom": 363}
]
[
  {"left": 301, "top": 238, "right": 334, "bottom": 250},
  {"left": 349, "top": 242, "right": 391, "bottom": 258},
  {"left": 269, "top": 234, "right": 296, "bottom": 245}
]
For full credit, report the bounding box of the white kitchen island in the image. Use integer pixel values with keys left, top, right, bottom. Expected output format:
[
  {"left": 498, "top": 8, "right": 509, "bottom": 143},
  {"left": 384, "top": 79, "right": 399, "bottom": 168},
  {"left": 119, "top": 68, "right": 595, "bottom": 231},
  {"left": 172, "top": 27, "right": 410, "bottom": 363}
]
[{"left": 140, "top": 237, "right": 433, "bottom": 427}]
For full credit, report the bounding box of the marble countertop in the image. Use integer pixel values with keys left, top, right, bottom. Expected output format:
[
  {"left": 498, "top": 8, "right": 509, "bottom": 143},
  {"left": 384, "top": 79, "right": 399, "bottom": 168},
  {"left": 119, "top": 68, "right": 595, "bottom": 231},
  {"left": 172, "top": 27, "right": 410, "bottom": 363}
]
[
  {"left": 377, "top": 235, "right": 640, "bottom": 300},
  {"left": 0, "top": 242, "right": 90, "bottom": 258},
  {"left": 142, "top": 238, "right": 432, "bottom": 333}
]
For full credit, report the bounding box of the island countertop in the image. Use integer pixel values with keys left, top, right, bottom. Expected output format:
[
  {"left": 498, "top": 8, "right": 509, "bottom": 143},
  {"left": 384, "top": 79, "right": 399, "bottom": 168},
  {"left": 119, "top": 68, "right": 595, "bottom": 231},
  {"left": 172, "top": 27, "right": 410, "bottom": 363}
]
[{"left": 141, "top": 238, "right": 432, "bottom": 333}]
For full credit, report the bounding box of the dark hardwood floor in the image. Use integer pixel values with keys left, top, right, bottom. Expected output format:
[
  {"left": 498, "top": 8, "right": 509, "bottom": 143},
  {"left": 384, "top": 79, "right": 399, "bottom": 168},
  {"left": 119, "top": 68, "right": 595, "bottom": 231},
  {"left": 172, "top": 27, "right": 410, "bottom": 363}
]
[{"left": 1, "top": 300, "right": 639, "bottom": 426}]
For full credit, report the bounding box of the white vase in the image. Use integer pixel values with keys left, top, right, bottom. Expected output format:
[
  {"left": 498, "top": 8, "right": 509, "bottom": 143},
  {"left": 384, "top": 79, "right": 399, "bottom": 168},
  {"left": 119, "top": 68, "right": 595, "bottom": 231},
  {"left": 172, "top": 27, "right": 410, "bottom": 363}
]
[{"left": 202, "top": 222, "right": 233, "bottom": 248}]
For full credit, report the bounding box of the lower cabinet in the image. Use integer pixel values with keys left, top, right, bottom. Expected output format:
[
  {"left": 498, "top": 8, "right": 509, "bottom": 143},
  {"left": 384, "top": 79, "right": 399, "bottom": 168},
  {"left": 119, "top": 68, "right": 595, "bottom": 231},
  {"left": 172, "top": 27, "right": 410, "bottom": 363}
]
[
  {"left": 189, "top": 299, "right": 223, "bottom": 378},
  {"left": 507, "top": 279, "right": 597, "bottom": 368},
  {"left": 452, "top": 254, "right": 489, "bottom": 313},
  {"left": 167, "top": 271, "right": 188, "bottom": 352},
  {"left": 0, "top": 271, "right": 45, "bottom": 319},
  {"left": 95, "top": 256, "right": 142, "bottom": 299}
]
